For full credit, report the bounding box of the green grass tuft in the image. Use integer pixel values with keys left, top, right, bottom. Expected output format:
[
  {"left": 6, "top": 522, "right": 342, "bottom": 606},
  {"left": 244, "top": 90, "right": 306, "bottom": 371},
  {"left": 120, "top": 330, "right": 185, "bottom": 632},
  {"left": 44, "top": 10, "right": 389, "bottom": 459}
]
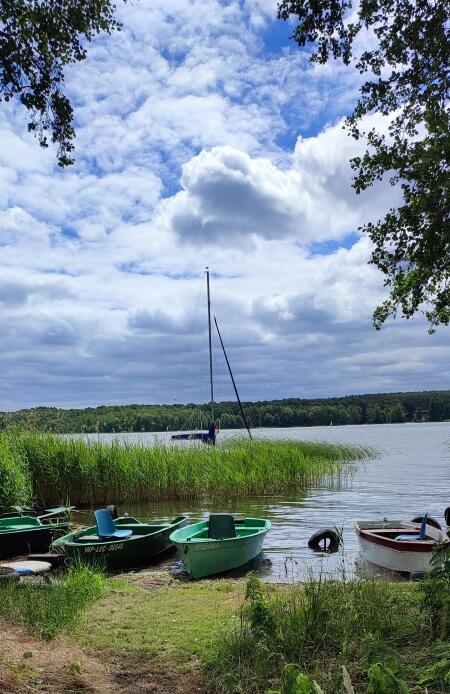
[
  {"left": 0, "top": 566, "right": 105, "bottom": 640},
  {"left": 79, "top": 579, "right": 244, "bottom": 662}
]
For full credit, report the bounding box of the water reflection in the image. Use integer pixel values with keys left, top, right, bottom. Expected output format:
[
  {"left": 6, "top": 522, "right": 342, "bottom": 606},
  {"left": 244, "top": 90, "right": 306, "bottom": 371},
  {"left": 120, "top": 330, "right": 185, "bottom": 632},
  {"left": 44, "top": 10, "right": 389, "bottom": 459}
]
[{"left": 74, "top": 422, "right": 450, "bottom": 581}]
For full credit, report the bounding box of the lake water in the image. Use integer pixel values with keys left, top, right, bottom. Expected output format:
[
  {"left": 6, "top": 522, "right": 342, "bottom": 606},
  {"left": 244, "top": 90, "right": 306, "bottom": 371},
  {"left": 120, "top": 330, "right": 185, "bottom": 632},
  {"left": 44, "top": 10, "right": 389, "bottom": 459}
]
[{"left": 77, "top": 423, "right": 450, "bottom": 581}]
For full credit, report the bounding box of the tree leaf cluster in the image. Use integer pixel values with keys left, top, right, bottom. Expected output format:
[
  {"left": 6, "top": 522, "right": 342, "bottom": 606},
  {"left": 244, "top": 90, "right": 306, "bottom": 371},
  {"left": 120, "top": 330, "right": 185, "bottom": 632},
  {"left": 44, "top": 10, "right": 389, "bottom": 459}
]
[
  {"left": 0, "top": 1, "right": 125, "bottom": 166},
  {"left": 278, "top": 0, "right": 450, "bottom": 330}
]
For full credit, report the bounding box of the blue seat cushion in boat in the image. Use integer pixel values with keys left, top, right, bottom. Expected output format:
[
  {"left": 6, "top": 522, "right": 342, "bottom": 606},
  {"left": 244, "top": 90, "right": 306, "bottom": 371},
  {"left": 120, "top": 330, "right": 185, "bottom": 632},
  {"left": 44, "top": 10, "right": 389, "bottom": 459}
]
[
  {"left": 395, "top": 514, "right": 428, "bottom": 542},
  {"left": 94, "top": 509, "right": 132, "bottom": 540},
  {"left": 109, "top": 528, "right": 132, "bottom": 539}
]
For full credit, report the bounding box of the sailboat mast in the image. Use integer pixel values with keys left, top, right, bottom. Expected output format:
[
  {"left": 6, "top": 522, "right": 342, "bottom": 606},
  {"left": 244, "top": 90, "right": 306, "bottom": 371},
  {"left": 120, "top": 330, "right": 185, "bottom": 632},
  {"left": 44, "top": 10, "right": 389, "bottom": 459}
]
[{"left": 206, "top": 267, "right": 214, "bottom": 422}]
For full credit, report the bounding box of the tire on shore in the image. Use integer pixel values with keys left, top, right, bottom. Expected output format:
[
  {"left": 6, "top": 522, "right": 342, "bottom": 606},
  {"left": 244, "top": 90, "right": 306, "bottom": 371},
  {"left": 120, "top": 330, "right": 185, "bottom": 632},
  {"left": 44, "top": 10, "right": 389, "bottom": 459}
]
[{"left": 444, "top": 507, "right": 450, "bottom": 528}]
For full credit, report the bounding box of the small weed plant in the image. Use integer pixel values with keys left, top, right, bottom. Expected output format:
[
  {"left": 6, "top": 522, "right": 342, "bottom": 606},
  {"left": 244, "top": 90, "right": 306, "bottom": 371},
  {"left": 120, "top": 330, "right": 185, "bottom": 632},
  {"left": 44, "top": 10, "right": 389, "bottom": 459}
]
[
  {"left": 421, "top": 545, "right": 450, "bottom": 641},
  {"left": 267, "top": 663, "right": 323, "bottom": 694},
  {"left": 0, "top": 566, "right": 105, "bottom": 639}
]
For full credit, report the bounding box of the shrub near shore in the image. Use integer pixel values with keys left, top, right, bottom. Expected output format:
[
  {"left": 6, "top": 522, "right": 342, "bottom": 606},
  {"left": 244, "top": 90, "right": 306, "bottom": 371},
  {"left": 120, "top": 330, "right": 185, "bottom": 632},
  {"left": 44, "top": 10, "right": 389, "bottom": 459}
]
[
  {"left": 207, "top": 571, "right": 450, "bottom": 694},
  {"left": 0, "top": 431, "right": 371, "bottom": 508}
]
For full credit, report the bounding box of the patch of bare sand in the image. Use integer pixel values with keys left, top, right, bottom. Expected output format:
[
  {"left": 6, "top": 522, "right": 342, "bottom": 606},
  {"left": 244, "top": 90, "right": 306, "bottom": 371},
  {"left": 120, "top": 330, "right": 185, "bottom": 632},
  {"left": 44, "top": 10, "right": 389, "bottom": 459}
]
[
  {"left": 0, "top": 619, "right": 114, "bottom": 693},
  {"left": 0, "top": 621, "right": 205, "bottom": 694},
  {"left": 119, "top": 568, "right": 182, "bottom": 590},
  {"left": 110, "top": 654, "right": 205, "bottom": 694}
]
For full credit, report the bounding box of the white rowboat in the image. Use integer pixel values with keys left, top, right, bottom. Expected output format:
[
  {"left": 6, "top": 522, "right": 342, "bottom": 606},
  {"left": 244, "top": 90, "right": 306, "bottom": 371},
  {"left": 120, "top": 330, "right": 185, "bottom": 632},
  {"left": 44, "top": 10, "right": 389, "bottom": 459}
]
[{"left": 355, "top": 519, "right": 450, "bottom": 574}]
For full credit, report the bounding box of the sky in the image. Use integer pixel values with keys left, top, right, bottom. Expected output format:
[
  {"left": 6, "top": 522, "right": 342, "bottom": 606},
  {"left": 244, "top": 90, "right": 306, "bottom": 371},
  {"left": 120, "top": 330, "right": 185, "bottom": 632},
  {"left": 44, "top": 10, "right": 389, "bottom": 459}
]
[{"left": 0, "top": 0, "right": 448, "bottom": 411}]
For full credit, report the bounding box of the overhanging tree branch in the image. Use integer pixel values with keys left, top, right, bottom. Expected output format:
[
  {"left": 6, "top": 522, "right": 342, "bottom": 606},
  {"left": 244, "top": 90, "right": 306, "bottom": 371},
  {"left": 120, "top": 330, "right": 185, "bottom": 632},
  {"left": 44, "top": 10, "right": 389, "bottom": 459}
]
[
  {"left": 278, "top": 0, "right": 450, "bottom": 331},
  {"left": 0, "top": 1, "right": 127, "bottom": 167}
]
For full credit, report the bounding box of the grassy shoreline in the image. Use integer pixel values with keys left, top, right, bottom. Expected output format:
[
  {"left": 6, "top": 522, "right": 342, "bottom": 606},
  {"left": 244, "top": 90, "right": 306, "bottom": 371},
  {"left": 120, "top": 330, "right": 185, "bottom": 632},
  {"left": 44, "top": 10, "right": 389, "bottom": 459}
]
[
  {"left": 207, "top": 569, "right": 450, "bottom": 694},
  {"left": 207, "top": 575, "right": 450, "bottom": 694},
  {"left": 0, "top": 431, "right": 371, "bottom": 508},
  {"left": 1, "top": 568, "right": 449, "bottom": 694}
]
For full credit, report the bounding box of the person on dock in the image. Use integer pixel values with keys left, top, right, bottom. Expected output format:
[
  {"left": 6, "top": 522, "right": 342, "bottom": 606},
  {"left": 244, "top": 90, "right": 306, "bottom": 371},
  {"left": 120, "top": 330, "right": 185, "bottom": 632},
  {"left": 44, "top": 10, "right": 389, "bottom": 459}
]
[{"left": 202, "top": 421, "right": 218, "bottom": 445}]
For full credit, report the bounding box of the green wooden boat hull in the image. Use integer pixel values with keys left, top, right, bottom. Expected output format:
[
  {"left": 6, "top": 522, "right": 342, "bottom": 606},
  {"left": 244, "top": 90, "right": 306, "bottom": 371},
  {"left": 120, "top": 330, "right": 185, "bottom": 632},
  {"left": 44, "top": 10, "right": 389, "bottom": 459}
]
[
  {"left": 170, "top": 518, "right": 271, "bottom": 579},
  {"left": 0, "top": 516, "right": 70, "bottom": 559},
  {"left": 51, "top": 515, "right": 188, "bottom": 570}
]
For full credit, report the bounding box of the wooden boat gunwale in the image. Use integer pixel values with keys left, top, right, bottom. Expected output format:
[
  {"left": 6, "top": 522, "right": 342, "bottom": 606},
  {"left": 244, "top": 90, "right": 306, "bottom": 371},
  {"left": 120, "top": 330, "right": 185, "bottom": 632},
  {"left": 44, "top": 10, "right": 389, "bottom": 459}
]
[{"left": 355, "top": 520, "right": 449, "bottom": 553}]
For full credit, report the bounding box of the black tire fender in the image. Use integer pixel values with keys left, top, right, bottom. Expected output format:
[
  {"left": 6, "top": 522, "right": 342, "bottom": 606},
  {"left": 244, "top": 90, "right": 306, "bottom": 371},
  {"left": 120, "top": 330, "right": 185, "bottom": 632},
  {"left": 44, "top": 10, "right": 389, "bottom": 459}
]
[
  {"left": 444, "top": 507, "right": 450, "bottom": 528},
  {"left": 308, "top": 528, "right": 341, "bottom": 553},
  {"left": 411, "top": 515, "right": 441, "bottom": 530}
]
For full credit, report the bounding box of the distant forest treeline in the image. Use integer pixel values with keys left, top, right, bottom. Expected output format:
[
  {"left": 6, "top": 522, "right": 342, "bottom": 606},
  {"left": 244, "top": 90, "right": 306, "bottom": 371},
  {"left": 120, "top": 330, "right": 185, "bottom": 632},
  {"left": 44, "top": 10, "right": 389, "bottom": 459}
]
[{"left": 0, "top": 391, "right": 449, "bottom": 434}]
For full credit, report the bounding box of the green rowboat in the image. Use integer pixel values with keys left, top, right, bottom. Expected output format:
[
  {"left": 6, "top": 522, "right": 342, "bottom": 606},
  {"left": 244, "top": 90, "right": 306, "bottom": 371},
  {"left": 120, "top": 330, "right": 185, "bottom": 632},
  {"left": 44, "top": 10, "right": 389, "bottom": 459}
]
[
  {"left": 0, "top": 513, "right": 70, "bottom": 558},
  {"left": 170, "top": 514, "right": 271, "bottom": 579},
  {"left": 51, "top": 515, "right": 188, "bottom": 570}
]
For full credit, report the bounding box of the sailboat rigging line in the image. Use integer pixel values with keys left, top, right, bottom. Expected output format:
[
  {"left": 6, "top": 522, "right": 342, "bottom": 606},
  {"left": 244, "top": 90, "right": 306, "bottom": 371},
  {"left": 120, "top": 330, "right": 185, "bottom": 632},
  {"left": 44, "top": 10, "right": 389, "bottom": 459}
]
[
  {"left": 213, "top": 316, "right": 253, "bottom": 441},
  {"left": 175, "top": 274, "right": 209, "bottom": 433},
  {"left": 175, "top": 273, "right": 205, "bottom": 400},
  {"left": 206, "top": 267, "right": 214, "bottom": 423}
]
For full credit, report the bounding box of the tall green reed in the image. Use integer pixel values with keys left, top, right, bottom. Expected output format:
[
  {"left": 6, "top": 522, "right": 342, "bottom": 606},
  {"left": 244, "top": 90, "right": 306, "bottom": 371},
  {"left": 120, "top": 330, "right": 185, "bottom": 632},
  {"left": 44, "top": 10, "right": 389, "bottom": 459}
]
[
  {"left": 0, "top": 431, "right": 371, "bottom": 507},
  {"left": 0, "top": 430, "right": 32, "bottom": 508}
]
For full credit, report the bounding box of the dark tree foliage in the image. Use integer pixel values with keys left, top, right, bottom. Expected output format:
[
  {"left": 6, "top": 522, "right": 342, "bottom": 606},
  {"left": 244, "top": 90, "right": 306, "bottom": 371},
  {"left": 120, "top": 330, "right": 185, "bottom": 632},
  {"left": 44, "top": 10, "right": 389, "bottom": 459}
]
[
  {"left": 0, "top": 1, "right": 124, "bottom": 166},
  {"left": 0, "top": 390, "right": 449, "bottom": 432},
  {"left": 278, "top": 0, "right": 450, "bottom": 331}
]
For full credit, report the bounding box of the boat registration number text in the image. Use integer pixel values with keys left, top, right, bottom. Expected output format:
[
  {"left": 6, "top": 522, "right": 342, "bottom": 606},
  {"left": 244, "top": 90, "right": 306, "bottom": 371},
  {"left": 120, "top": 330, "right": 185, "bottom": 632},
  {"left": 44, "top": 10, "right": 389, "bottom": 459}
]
[{"left": 84, "top": 543, "right": 124, "bottom": 553}]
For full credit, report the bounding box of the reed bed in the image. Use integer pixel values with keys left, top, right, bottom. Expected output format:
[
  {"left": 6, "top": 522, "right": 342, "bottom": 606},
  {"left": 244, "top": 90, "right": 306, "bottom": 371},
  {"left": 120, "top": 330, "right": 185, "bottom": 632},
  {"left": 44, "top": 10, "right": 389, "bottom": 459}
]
[
  {"left": 0, "top": 432, "right": 32, "bottom": 509},
  {"left": 0, "top": 431, "right": 371, "bottom": 508}
]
